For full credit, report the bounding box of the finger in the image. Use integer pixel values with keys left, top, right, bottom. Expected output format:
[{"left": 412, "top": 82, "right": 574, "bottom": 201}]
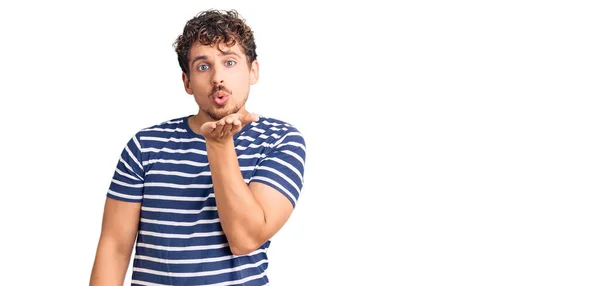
[
  {"left": 212, "top": 120, "right": 225, "bottom": 135},
  {"left": 221, "top": 120, "right": 233, "bottom": 136},
  {"left": 219, "top": 116, "right": 237, "bottom": 137},
  {"left": 200, "top": 122, "right": 217, "bottom": 135},
  {"left": 241, "top": 113, "right": 259, "bottom": 125},
  {"left": 232, "top": 124, "right": 243, "bottom": 134}
]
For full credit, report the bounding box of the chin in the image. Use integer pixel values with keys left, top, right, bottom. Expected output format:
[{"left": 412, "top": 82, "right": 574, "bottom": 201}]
[{"left": 207, "top": 107, "right": 236, "bottom": 120}]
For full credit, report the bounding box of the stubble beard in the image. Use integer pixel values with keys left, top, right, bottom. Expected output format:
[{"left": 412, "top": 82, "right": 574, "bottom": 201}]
[{"left": 202, "top": 95, "right": 248, "bottom": 121}]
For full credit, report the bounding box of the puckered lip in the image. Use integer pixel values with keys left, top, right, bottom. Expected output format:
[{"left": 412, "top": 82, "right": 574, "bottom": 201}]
[{"left": 213, "top": 91, "right": 230, "bottom": 98}]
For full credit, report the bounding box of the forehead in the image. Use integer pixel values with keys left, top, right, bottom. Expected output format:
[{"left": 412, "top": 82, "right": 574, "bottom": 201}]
[{"left": 189, "top": 41, "right": 245, "bottom": 58}]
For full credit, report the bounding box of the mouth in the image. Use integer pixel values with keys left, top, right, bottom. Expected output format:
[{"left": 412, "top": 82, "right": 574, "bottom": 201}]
[{"left": 212, "top": 91, "right": 229, "bottom": 106}]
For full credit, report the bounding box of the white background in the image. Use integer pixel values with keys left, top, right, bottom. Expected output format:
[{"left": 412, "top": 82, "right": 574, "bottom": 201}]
[{"left": 0, "top": 0, "right": 599, "bottom": 285}]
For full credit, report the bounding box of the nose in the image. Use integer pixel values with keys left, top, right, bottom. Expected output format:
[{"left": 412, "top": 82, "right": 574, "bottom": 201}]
[{"left": 211, "top": 67, "right": 225, "bottom": 86}]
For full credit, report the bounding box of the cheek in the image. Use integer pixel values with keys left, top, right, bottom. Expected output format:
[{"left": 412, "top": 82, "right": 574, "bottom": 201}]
[
  {"left": 232, "top": 81, "right": 249, "bottom": 94},
  {"left": 190, "top": 79, "right": 212, "bottom": 92}
]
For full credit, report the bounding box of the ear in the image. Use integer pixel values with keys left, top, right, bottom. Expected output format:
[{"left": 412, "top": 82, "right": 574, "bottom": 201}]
[
  {"left": 182, "top": 72, "right": 193, "bottom": 95},
  {"left": 249, "top": 60, "right": 259, "bottom": 85}
]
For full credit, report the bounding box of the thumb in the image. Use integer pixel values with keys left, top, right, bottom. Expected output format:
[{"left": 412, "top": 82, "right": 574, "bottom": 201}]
[
  {"left": 199, "top": 121, "right": 217, "bottom": 135},
  {"left": 240, "top": 112, "right": 259, "bottom": 125}
]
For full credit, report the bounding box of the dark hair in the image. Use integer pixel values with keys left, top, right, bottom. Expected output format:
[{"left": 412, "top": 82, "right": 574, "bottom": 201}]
[{"left": 173, "top": 9, "right": 258, "bottom": 76}]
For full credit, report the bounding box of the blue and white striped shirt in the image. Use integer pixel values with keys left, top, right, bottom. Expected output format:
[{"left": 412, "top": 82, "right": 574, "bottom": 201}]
[{"left": 107, "top": 115, "right": 306, "bottom": 285}]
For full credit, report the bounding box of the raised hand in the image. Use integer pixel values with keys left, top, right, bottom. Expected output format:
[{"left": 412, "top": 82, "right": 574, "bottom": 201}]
[{"left": 200, "top": 112, "right": 259, "bottom": 142}]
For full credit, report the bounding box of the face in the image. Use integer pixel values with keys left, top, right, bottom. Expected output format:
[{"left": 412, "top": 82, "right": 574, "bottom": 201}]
[{"left": 182, "top": 41, "right": 259, "bottom": 121}]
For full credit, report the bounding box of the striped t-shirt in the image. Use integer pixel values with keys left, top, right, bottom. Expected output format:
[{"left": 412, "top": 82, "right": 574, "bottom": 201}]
[{"left": 107, "top": 115, "right": 306, "bottom": 286}]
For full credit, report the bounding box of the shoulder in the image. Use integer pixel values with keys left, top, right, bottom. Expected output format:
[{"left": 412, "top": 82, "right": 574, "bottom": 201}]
[
  {"left": 251, "top": 115, "right": 305, "bottom": 146},
  {"left": 132, "top": 115, "right": 191, "bottom": 137},
  {"left": 121, "top": 115, "right": 192, "bottom": 149},
  {"left": 140, "top": 116, "right": 189, "bottom": 132}
]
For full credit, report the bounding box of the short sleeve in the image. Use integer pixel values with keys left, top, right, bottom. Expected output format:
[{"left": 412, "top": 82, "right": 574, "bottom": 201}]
[
  {"left": 106, "top": 134, "right": 145, "bottom": 203},
  {"left": 250, "top": 128, "right": 306, "bottom": 207}
]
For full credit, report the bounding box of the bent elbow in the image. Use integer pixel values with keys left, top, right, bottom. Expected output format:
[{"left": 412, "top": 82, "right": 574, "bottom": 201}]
[{"left": 229, "top": 241, "right": 261, "bottom": 256}]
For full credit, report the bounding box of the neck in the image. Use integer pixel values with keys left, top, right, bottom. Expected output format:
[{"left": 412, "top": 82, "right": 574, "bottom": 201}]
[{"left": 189, "top": 112, "right": 212, "bottom": 131}]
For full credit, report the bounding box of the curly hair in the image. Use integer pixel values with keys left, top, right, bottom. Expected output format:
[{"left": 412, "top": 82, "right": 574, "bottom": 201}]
[{"left": 173, "top": 9, "right": 258, "bottom": 76}]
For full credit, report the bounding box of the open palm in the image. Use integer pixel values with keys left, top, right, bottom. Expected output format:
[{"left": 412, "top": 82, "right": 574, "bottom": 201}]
[{"left": 200, "top": 112, "right": 259, "bottom": 142}]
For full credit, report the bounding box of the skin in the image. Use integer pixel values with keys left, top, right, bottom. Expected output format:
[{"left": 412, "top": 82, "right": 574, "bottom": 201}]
[
  {"left": 185, "top": 41, "right": 294, "bottom": 254},
  {"left": 89, "top": 197, "right": 141, "bottom": 285},
  {"left": 89, "top": 40, "right": 294, "bottom": 285}
]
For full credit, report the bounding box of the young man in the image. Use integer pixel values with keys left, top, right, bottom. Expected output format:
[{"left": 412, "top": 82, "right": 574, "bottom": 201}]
[{"left": 90, "top": 9, "right": 306, "bottom": 286}]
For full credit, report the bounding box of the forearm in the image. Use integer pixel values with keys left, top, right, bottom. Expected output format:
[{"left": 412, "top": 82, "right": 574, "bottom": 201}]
[
  {"left": 206, "top": 138, "right": 266, "bottom": 254},
  {"left": 90, "top": 236, "right": 132, "bottom": 285}
]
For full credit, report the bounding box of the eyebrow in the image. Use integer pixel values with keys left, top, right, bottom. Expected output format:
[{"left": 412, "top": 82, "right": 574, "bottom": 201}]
[{"left": 191, "top": 51, "right": 242, "bottom": 66}]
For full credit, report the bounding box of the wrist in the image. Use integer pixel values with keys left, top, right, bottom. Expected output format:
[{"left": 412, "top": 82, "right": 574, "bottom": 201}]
[{"left": 205, "top": 137, "right": 234, "bottom": 149}]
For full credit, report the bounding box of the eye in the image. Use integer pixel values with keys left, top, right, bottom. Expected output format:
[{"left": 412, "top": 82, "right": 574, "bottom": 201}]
[
  {"left": 225, "top": 60, "right": 236, "bottom": 67},
  {"left": 198, "top": 64, "right": 210, "bottom": 71}
]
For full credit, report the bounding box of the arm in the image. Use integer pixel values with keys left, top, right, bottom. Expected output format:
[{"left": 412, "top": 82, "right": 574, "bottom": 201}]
[
  {"left": 201, "top": 114, "right": 306, "bottom": 255},
  {"left": 90, "top": 134, "right": 146, "bottom": 285},
  {"left": 207, "top": 139, "right": 295, "bottom": 255},
  {"left": 89, "top": 198, "right": 141, "bottom": 285}
]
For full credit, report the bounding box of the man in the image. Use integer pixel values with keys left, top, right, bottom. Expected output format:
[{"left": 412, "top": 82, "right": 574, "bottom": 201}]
[{"left": 90, "top": 9, "right": 306, "bottom": 286}]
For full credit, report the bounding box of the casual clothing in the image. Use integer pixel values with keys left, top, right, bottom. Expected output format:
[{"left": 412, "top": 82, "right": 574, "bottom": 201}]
[{"left": 107, "top": 115, "right": 306, "bottom": 285}]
